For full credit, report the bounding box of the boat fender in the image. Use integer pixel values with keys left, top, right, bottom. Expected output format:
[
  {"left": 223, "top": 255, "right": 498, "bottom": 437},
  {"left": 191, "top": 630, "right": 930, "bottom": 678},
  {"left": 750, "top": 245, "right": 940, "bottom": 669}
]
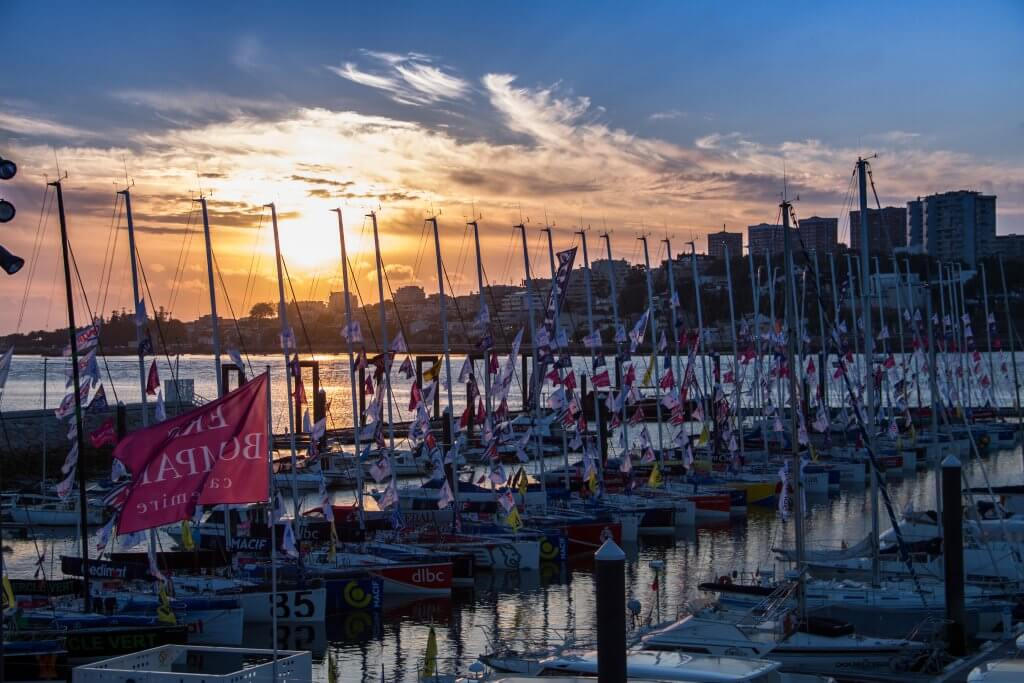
[{"left": 716, "top": 575, "right": 732, "bottom": 586}]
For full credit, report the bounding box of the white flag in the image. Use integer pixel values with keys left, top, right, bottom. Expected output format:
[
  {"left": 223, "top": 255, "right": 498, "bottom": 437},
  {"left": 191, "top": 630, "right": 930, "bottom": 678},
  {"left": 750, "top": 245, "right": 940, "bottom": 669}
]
[
  {"left": 437, "top": 480, "right": 455, "bottom": 509},
  {"left": 282, "top": 522, "right": 299, "bottom": 558}
]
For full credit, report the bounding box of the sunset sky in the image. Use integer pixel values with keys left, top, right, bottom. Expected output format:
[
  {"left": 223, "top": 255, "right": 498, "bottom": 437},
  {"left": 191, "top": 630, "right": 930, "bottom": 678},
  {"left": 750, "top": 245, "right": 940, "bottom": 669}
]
[{"left": 2, "top": 2, "right": 1022, "bottom": 334}]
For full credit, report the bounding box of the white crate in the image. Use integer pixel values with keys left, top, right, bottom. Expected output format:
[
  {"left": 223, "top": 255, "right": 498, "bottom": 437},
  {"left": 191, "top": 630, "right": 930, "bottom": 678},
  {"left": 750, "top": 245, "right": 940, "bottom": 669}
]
[{"left": 73, "top": 645, "right": 311, "bottom": 683}]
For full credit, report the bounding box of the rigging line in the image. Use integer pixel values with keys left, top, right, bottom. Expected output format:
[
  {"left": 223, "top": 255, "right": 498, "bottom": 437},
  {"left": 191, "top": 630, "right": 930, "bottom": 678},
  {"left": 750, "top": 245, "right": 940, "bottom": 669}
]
[
  {"left": 212, "top": 250, "right": 257, "bottom": 379},
  {"left": 98, "top": 194, "right": 124, "bottom": 318},
  {"left": 16, "top": 186, "right": 55, "bottom": 333},
  {"left": 240, "top": 209, "right": 266, "bottom": 317},
  {"left": 96, "top": 192, "right": 122, "bottom": 315},
  {"left": 66, "top": 242, "right": 121, "bottom": 405},
  {"left": 135, "top": 247, "right": 187, "bottom": 403},
  {"left": 792, "top": 222, "right": 930, "bottom": 602},
  {"left": 280, "top": 256, "right": 316, "bottom": 358},
  {"left": 167, "top": 206, "right": 197, "bottom": 315}
]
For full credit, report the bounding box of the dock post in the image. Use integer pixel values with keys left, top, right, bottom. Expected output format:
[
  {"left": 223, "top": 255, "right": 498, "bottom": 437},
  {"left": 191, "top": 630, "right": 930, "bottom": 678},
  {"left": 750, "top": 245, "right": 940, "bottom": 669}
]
[
  {"left": 942, "top": 454, "right": 966, "bottom": 656},
  {"left": 595, "top": 539, "right": 627, "bottom": 683}
]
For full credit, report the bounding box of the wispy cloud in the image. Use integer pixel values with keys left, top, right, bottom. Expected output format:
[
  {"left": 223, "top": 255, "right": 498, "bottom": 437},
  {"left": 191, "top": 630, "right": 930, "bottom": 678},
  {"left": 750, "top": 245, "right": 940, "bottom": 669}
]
[
  {"left": 3, "top": 67, "right": 1023, "bottom": 332},
  {"left": 648, "top": 110, "right": 687, "bottom": 122},
  {"left": 0, "top": 111, "right": 96, "bottom": 139},
  {"left": 327, "top": 51, "right": 470, "bottom": 106},
  {"left": 113, "top": 90, "right": 290, "bottom": 119}
]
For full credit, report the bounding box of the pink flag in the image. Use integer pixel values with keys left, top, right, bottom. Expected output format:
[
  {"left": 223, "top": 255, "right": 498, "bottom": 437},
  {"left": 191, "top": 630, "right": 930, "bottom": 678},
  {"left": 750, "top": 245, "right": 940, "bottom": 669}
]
[
  {"left": 89, "top": 418, "right": 118, "bottom": 448},
  {"left": 114, "top": 372, "right": 270, "bottom": 534},
  {"left": 146, "top": 360, "right": 160, "bottom": 396}
]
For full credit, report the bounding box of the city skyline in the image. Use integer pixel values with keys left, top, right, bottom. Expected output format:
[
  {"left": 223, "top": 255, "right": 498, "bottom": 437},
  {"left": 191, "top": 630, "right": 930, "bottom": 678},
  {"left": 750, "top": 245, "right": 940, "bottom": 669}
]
[{"left": 2, "top": 2, "right": 1022, "bottom": 334}]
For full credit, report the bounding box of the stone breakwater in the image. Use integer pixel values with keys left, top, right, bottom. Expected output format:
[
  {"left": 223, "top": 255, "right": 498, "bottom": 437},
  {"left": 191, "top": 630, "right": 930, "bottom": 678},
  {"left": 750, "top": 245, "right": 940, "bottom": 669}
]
[{"left": 0, "top": 401, "right": 194, "bottom": 480}]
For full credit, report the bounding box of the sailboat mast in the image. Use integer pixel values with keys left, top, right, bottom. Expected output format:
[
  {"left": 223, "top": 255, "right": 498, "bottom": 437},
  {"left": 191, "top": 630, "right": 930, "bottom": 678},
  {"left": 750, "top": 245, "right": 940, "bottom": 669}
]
[
  {"left": 748, "top": 253, "right": 768, "bottom": 453},
  {"left": 997, "top": 255, "right": 1023, "bottom": 446},
  {"left": 470, "top": 220, "right": 492, "bottom": 415},
  {"left": 370, "top": 212, "right": 396, "bottom": 453},
  {"left": 855, "top": 157, "right": 880, "bottom": 587},
  {"left": 266, "top": 203, "right": 301, "bottom": 522},
  {"left": 663, "top": 239, "right": 684, "bottom": 399},
  {"left": 980, "top": 263, "right": 996, "bottom": 406},
  {"left": 905, "top": 259, "right": 924, "bottom": 412},
  {"left": 49, "top": 178, "right": 92, "bottom": 606},
  {"left": 813, "top": 252, "right": 827, "bottom": 412},
  {"left": 120, "top": 189, "right": 149, "bottom": 427},
  {"left": 517, "top": 224, "right": 547, "bottom": 508},
  {"left": 334, "top": 209, "right": 364, "bottom": 531},
  {"left": 890, "top": 257, "right": 906, "bottom": 413},
  {"left": 781, "top": 197, "right": 805, "bottom": 616},
  {"left": 429, "top": 217, "right": 460, "bottom": 519},
  {"left": 723, "top": 245, "right": 744, "bottom": 464},
  {"left": 924, "top": 283, "right": 942, "bottom": 520},
  {"left": 198, "top": 197, "right": 223, "bottom": 397},
  {"left": 639, "top": 237, "right": 665, "bottom": 463},
  {"left": 828, "top": 254, "right": 842, "bottom": 424},
  {"left": 541, "top": 227, "right": 571, "bottom": 491},
  {"left": 577, "top": 229, "right": 604, "bottom": 475},
  {"left": 690, "top": 244, "right": 710, "bottom": 416},
  {"left": 602, "top": 233, "right": 629, "bottom": 457}
]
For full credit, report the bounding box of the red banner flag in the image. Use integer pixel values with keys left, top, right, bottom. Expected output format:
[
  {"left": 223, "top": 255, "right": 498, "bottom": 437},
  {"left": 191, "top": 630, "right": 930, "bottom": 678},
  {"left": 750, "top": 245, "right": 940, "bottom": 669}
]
[
  {"left": 114, "top": 372, "right": 269, "bottom": 534},
  {"left": 146, "top": 360, "right": 160, "bottom": 396},
  {"left": 89, "top": 418, "right": 118, "bottom": 448}
]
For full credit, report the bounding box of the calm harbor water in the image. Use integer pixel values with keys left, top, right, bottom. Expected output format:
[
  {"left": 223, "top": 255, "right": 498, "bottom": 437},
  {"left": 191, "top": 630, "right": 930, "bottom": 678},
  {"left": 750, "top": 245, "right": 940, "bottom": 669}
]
[{"left": 1, "top": 354, "right": 1023, "bottom": 681}]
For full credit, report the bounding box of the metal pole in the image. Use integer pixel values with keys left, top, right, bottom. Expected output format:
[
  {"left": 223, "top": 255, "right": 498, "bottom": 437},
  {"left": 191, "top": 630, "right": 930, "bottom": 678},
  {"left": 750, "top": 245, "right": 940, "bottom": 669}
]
[
  {"left": 602, "top": 234, "right": 629, "bottom": 458},
  {"left": 266, "top": 203, "right": 302, "bottom": 524},
  {"left": 856, "top": 158, "right": 880, "bottom": 587},
  {"left": 542, "top": 227, "right": 571, "bottom": 492},
  {"left": 517, "top": 224, "right": 547, "bottom": 508},
  {"left": 430, "top": 217, "right": 460, "bottom": 520},
  {"left": 691, "top": 244, "right": 710, "bottom": 419},
  {"left": 782, "top": 200, "right": 805, "bottom": 617},
  {"left": 265, "top": 367, "right": 278, "bottom": 676},
  {"left": 198, "top": 197, "right": 223, "bottom": 398},
  {"left": 470, "top": 221, "right": 492, "bottom": 415},
  {"left": 925, "top": 283, "right": 942, "bottom": 521},
  {"left": 998, "top": 256, "right": 1023, "bottom": 446},
  {"left": 980, "top": 263, "right": 996, "bottom": 407},
  {"left": 370, "top": 212, "right": 396, "bottom": 453},
  {"left": 639, "top": 237, "right": 664, "bottom": 466},
  {"left": 749, "top": 254, "right": 767, "bottom": 453},
  {"left": 578, "top": 230, "right": 606, "bottom": 477},
  {"left": 334, "top": 209, "right": 365, "bottom": 532},
  {"left": 50, "top": 179, "right": 91, "bottom": 608},
  {"left": 723, "top": 245, "right": 744, "bottom": 465},
  {"left": 905, "top": 259, "right": 924, "bottom": 413},
  {"left": 664, "top": 239, "right": 684, "bottom": 409}
]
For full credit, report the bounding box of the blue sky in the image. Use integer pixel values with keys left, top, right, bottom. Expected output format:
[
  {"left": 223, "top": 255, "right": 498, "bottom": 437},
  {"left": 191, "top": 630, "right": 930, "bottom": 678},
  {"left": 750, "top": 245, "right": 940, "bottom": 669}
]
[{"left": 1, "top": 1, "right": 1022, "bottom": 330}]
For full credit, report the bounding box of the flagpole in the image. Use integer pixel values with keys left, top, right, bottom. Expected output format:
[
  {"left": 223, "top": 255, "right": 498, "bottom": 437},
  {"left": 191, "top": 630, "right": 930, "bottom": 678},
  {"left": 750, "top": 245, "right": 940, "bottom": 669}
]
[
  {"left": 541, "top": 226, "right": 571, "bottom": 493},
  {"left": 601, "top": 233, "right": 629, "bottom": 460},
  {"left": 516, "top": 223, "right": 546, "bottom": 510},
  {"left": 334, "top": 208, "right": 365, "bottom": 532},
  {"left": 266, "top": 203, "right": 302, "bottom": 526},
  {"left": 429, "top": 217, "right": 460, "bottom": 521},
  {"left": 49, "top": 178, "right": 92, "bottom": 609},
  {"left": 265, "top": 366, "right": 278, "bottom": 677},
  {"left": 639, "top": 236, "right": 665, "bottom": 470},
  {"left": 369, "top": 211, "right": 396, "bottom": 454}
]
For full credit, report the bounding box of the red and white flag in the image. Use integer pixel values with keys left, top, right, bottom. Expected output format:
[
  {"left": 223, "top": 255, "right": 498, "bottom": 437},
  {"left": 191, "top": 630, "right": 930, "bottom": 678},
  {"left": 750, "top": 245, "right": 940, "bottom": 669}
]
[{"left": 114, "top": 372, "right": 270, "bottom": 535}]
